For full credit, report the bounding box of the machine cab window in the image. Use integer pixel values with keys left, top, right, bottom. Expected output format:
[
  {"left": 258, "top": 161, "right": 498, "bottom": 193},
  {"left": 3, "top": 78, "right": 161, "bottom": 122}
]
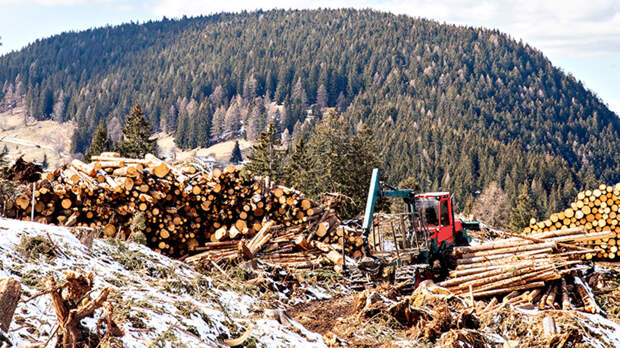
[
  {"left": 416, "top": 197, "right": 439, "bottom": 226},
  {"left": 440, "top": 199, "right": 450, "bottom": 226}
]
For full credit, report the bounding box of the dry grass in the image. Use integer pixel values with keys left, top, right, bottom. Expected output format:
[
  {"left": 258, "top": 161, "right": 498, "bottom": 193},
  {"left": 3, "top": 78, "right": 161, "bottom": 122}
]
[
  {"left": 0, "top": 107, "right": 74, "bottom": 168},
  {"left": 155, "top": 132, "right": 253, "bottom": 161}
]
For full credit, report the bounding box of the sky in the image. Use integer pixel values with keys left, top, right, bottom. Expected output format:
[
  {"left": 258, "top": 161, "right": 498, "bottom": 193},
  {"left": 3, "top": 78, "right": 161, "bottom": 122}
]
[{"left": 0, "top": 0, "right": 618, "bottom": 115}]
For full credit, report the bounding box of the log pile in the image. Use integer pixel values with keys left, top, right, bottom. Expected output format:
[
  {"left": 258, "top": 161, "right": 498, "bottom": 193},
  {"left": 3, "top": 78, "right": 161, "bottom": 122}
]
[
  {"left": 527, "top": 183, "right": 620, "bottom": 260},
  {"left": 440, "top": 227, "right": 597, "bottom": 306},
  {"left": 6, "top": 153, "right": 364, "bottom": 262}
]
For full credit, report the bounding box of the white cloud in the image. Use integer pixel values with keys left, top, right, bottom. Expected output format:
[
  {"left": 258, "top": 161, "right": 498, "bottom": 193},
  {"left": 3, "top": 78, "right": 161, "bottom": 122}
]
[{"left": 0, "top": 0, "right": 122, "bottom": 5}]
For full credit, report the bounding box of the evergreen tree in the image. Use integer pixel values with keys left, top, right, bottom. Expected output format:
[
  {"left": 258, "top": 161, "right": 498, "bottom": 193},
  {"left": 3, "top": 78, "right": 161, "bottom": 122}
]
[
  {"left": 316, "top": 84, "right": 328, "bottom": 109},
  {"left": 301, "top": 111, "right": 380, "bottom": 216},
  {"left": 84, "top": 120, "right": 112, "bottom": 161},
  {"left": 230, "top": 140, "right": 243, "bottom": 164},
  {"left": 42, "top": 153, "right": 48, "bottom": 169},
  {"left": 246, "top": 122, "right": 286, "bottom": 181},
  {"left": 510, "top": 185, "right": 535, "bottom": 233},
  {"left": 345, "top": 123, "right": 381, "bottom": 214},
  {"left": 286, "top": 137, "right": 313, "bottom": 191},
  {"left": 118, "top": 103, "right": 157, "bottom": 158},
  {"left": 391, "top": 176, "right": 421, "bottom": 213}
]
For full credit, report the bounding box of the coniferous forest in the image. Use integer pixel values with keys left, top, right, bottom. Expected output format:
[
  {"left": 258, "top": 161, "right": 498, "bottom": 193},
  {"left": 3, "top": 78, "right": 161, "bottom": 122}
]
[{"left": 0, "top": 9, "right": 619, "bottom": 218}]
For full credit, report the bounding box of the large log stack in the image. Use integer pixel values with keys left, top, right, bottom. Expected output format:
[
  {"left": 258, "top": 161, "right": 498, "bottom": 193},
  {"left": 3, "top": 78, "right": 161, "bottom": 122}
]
[
  {"left": 5, "top": 153, "right": 364, "bottom": 261},
  {"left": 527, "top": 183, "right": 620, "bottom": 260}
]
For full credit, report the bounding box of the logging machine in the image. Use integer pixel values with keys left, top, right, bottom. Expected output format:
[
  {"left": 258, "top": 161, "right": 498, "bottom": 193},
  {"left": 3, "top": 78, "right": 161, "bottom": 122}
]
[{"left": 354, "top": 168, "right": 479, "bottom": 289}]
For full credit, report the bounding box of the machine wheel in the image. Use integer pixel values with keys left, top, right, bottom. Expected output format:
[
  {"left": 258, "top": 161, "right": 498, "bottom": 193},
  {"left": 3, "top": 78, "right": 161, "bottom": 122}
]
[
  {"left": 346, "top": 265, "right": 371, "bottom": 291},
  {"left": 394, "top": 264, "right": 432, "bottom": 293}
]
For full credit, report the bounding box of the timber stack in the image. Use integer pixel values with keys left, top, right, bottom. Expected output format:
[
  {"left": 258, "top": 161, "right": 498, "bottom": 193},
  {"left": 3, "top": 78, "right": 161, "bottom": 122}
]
[
  {"left": 527, "top": 183, "right": 620, "bottom": 260},
  {"left": 441, "top": 226, "right": 602, "bottom": 313},
  {"left": 5, "top": 153, "right": 364, "bottom": 262}
]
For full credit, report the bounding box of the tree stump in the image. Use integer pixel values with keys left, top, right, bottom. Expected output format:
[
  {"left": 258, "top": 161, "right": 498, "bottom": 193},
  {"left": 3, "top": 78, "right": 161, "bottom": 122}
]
[{"left": 0, "top": 277, "right": 22, "bottom": 332}]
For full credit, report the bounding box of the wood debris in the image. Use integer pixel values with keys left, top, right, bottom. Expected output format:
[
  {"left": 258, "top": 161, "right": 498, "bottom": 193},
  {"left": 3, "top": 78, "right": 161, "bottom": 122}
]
[{"left": 46, "top": 271, "right": 122, "bottom": 348}]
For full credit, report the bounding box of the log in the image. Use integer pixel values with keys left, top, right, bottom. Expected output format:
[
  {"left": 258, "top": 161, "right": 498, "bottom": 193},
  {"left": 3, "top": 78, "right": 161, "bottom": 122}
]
[
  {"left": 561, "top": 277, "right": 570, "bottom": 310},
  {"left": 0, "top": 278, "right": 21, "bottom": 332},
  {"left": 70, "top": 159, "right": 96, "bottom": 176},
  {"left": 326, "top": 249, "right": 344, "bottom": 266},
  {"left": 460, "top": 241, "right": 556, "bottom": 259},
  {"left": 152, "top": 162, "right": 170, "bottom": 178},
  {"left": 473, "top": 281, "right": 546, "bottom": 299},
  {"left": 546, "top": 282, "right": 559, "bottom": 308},
  {"left": 574, "top": 276, "right": 599, "bottom": 314},
  {"left": 542, "top": 316, "right": 558, "bottom": 338}
]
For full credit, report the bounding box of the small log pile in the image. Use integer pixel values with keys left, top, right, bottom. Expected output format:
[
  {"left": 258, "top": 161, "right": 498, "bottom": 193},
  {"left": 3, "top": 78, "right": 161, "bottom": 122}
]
[
  {"left": 440, "top": 227, "right": 599, "bottom": 307},
  {"left": 184, "top": 221, "right": 348, "bottom": 270},
  {"left": 6, "top": 153, "right": 364, "bottom": 262},
  {"left": 527, "top": 183, "right": 620, "bottom": 260}
]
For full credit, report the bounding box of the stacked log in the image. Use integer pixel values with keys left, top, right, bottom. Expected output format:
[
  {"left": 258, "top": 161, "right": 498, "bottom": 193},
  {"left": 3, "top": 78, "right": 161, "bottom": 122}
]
[
  {"left": 5, "top": 153, "right": 364, "bottom": 261},
  {"left": 527, "top": 183, "right": 620, "bottom": 260},
  {"left": 313, "top": 219, "right": 364, "bottom": 259},
  {"left": 441, "top": 227, "right": 596, "bottom": 300}
]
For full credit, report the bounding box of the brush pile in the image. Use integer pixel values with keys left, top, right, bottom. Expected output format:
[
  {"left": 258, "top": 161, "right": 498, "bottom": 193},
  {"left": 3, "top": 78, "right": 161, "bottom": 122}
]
[
  {"left": 527, "top": 183, "right": 620, "bottom": 260},
  {"left": 5, "top": 153, "right": 363, "bottom": 262},
  {"left": 441, "top": 226, "right": 603, "bottom": 312}
]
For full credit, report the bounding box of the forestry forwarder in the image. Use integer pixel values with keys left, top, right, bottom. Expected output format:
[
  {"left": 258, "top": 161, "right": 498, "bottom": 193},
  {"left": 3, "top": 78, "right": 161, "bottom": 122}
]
[{"left": 350, "top": 168, "right": 479, "bottom": 291}]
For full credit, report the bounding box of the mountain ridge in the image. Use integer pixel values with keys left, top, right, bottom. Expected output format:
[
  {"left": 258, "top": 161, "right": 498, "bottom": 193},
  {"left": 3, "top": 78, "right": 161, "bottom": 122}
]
[{"left": 0, "top": 9, "right": 618, "bottom": 215}]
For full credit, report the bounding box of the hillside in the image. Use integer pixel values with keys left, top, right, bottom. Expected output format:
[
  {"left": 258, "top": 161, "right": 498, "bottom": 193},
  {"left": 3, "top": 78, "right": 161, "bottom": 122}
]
[
  {"left": 0, "top": 218, "right": 329, "bottom": 347},
  {"left": 0, "top": 107, "right": 74, "bottom": 169},
  {"left": 0, "top": 9, "right": 619, "bottom": 215}
]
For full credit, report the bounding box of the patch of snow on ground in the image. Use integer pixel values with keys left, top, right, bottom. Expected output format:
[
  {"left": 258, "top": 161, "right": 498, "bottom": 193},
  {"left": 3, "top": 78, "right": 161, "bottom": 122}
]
[{"left": 0, "top": 218, "right": 326, "bottom": 347}]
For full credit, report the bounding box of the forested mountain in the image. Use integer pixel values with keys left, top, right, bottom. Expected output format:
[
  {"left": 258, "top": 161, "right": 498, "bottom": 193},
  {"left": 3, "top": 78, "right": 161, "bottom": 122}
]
[{"left": 1, "top": 9, "right": 618, "bottom": 217}]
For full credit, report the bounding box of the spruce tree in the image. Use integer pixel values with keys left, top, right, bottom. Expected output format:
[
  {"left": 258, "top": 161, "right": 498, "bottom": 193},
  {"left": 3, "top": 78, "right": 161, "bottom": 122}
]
[
  {"left": 286, "top": 137, "right": 313, "bottom": 191},
  {"left": 230, "top": 140, "right": 243, "bottom": 164},
  {"left": 345, "top": 123, "right": 381, "bottom": 214},
  {"left": 510, "top": 185, "right": 535, "bottom": 233},
  {"left": 246, "top": 122, "right": 285, "bottom": 181},
  {"left": 118, "top": 103, "right": 157, "bottom": 158},
  {"left": 84, "top": 120, "right": 112, "bottom": 161}
]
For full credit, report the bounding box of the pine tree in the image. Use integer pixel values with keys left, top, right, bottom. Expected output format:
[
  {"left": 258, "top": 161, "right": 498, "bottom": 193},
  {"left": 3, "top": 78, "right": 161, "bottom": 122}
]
[
  {"left": 391, "top": 176, "right": 421, "bottom": 213},
  {"left": 230, "top": 140, "right": 243, "bottom": 164},
  {"left": 286, "top": 137, "right": 313, "bottom": 191},
  {"left": 246, "top": 122, "right": 286, "bottom": 181},
  {"left": 42, "top": 153, "right": 48, "bottom": 169},
  {"left": 84, "top": 120, "right": 112, "bottom": 161},
  {"left": 316, "top": 84, "right": 328, "bottom": 109},
  {"left": 306, "top": 111, "right": 350, "bottom": 197},
  {"left": 118, "top": 103, "right": 157, "bottom": 158},
  {"left": 342, "top": 122, "right": 381, "bottom": 215},
  {"left": 510, "top": 185, "right": 535, "bottom": 233}
]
